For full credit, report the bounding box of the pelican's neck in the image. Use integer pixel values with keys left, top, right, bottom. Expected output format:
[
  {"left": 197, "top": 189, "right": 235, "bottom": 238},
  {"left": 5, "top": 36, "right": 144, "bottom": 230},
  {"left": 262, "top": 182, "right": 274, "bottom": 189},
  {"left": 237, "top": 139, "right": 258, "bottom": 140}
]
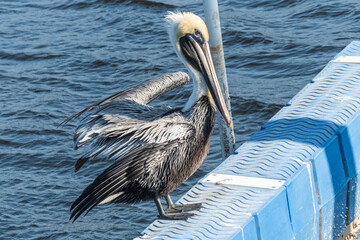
[{"left": 183, "top": 70, "right": 208, "bottom": 112}]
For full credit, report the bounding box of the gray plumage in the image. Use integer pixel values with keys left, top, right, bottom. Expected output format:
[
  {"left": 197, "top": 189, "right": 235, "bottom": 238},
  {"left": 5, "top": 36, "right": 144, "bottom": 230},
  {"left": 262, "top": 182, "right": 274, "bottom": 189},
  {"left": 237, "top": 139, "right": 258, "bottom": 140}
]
[{"left": 69, "top": 72, "right": 216, "bottom": 221}]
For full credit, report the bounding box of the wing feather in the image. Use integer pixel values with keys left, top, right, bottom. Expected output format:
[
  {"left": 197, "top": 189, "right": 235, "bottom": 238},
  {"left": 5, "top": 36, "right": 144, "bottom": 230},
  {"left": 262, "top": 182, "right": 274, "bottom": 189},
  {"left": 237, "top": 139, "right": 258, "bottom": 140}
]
[{"left": 73, "top": 100, "right": 193, "bottom": 172}]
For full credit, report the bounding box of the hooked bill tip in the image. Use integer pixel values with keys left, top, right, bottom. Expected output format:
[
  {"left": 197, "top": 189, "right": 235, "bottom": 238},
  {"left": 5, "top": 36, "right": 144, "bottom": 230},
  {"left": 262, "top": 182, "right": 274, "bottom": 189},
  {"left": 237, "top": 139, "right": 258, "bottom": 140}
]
[{"left": 228, "top": 121, "right": 233, "bottom": 129}]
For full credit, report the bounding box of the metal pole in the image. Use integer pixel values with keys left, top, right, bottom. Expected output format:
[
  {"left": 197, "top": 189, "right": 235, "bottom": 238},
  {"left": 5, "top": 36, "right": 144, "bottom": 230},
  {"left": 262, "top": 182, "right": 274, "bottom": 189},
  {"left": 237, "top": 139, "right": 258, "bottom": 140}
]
[{"left": 203, "top": 0, "right": 236, "bottom": 158}]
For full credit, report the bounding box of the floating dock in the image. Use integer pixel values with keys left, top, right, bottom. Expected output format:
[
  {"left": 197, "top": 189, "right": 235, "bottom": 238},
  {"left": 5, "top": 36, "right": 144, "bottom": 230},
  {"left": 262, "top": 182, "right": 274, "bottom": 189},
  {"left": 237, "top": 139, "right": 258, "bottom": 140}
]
[{"left": 136, "top": 41, "right": 360, "bottom": 240}]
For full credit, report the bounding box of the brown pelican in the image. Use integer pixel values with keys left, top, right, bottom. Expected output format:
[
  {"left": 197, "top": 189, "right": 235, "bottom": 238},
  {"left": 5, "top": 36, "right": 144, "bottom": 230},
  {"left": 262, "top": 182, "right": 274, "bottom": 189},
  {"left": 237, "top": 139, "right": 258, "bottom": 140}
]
[{"left": 68, "top": 11, "right": 232, "bottom": 222}]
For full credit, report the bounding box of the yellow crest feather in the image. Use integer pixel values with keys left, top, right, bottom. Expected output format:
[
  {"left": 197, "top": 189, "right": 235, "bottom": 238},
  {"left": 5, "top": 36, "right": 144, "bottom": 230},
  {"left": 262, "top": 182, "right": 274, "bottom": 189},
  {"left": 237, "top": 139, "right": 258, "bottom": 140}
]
[{"left": 165, "top": 11, "right": 209, "bottom": 43}]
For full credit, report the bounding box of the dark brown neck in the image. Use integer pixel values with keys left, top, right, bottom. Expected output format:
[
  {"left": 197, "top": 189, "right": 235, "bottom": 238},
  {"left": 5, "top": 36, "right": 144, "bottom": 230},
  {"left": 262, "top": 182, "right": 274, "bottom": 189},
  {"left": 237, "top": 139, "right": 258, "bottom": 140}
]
[{"left": 189, "top": 96, "right": 216, "bottom": 140}]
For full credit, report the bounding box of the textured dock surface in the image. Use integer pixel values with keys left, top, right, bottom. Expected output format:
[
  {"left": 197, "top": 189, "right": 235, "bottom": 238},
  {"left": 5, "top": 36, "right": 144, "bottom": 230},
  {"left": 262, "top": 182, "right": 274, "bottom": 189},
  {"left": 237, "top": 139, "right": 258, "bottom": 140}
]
[{"left": 136, "top": 41, "right": 360, "bottom": 240}]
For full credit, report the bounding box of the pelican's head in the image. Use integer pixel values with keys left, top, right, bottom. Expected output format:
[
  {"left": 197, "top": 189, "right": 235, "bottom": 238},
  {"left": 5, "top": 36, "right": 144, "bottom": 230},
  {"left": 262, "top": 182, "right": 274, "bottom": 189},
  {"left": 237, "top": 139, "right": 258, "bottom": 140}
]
[{"left": 165, "top": 11, "right": 231, "bottom": 127}]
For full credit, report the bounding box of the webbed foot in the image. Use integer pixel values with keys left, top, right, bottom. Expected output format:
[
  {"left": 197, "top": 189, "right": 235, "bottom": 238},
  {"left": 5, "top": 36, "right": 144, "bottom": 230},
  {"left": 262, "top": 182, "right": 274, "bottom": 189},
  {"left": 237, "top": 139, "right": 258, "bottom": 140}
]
[
  {"left": 158, "top": 212, "right": 195, "bottom": 220},
  {"left": 165, "top": 203, "right": 202, "bottom": 214},
  {"left": 154, "top": 193, "right": 201, "bottom": 220}
]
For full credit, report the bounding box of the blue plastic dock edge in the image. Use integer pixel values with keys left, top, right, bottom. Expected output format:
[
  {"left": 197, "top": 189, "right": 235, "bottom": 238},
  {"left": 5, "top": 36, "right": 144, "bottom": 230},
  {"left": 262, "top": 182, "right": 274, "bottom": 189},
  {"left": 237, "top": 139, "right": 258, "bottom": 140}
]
[{"left": 136, "top": 41, "right": 360, "bottom": 240}]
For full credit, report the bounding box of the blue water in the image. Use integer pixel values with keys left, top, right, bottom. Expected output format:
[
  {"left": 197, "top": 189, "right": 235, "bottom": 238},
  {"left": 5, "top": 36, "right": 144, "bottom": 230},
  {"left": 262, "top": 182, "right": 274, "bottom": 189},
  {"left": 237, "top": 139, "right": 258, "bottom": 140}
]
[{"left": 1, "top": 0, "right": 359, "bottom": 239}]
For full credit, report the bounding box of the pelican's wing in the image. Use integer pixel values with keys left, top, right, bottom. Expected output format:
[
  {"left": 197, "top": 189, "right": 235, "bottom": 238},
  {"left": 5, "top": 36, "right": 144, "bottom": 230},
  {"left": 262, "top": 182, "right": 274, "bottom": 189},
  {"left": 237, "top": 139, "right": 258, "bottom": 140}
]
[
  {"left": 70, "top": 138, "right": 188, "bottom": 222},
  {"left": 73, "top": 101, "right": 194, "bottom": 172},
  {"left": 69, "top": 73, "right": 194, "bottom": 221},
  {"left": 70, "top": 109, "right": 196, "bottom": 222},
  {"left": 62, "top": 72, "right": 189, "bottom": 124}
]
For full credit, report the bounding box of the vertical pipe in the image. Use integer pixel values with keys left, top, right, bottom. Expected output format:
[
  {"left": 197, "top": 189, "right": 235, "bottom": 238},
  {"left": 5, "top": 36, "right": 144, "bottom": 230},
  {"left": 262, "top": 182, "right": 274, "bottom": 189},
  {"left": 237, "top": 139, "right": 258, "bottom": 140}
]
[{"left": 203, "top": 0, "right": 236, "bottom": 158}]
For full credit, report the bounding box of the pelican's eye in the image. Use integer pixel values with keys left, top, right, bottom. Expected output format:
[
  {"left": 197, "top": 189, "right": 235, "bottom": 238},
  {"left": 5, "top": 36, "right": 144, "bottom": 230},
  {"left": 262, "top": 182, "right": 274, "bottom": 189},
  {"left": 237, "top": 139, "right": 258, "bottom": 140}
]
[
  {"left": 192, "top": 29, "right": 204, "bottom": 44},
  {"left": 194, "top": 29, "right": 201, "bottom": 37}
]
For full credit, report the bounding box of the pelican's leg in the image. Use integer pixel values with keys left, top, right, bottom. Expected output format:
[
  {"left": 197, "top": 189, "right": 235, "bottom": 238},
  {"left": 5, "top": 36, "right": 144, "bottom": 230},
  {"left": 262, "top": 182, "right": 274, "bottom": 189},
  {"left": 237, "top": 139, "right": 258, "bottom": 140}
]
[
  {"left": 154, "top": 193, "right": 194, "bottom": 220},
  {"left": 165, "top": 194, "right": 175, "bottom": 208},
  {"left": 164, "top": 194, "right": 202, "bottom": 214}
]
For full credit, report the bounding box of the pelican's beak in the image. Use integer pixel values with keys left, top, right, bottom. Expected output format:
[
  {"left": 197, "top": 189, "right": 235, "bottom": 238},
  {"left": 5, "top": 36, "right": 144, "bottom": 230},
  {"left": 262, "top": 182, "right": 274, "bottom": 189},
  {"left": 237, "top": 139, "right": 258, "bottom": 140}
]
[{"left": 179, "top": 33, "right": 232, "bottom": 127}]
